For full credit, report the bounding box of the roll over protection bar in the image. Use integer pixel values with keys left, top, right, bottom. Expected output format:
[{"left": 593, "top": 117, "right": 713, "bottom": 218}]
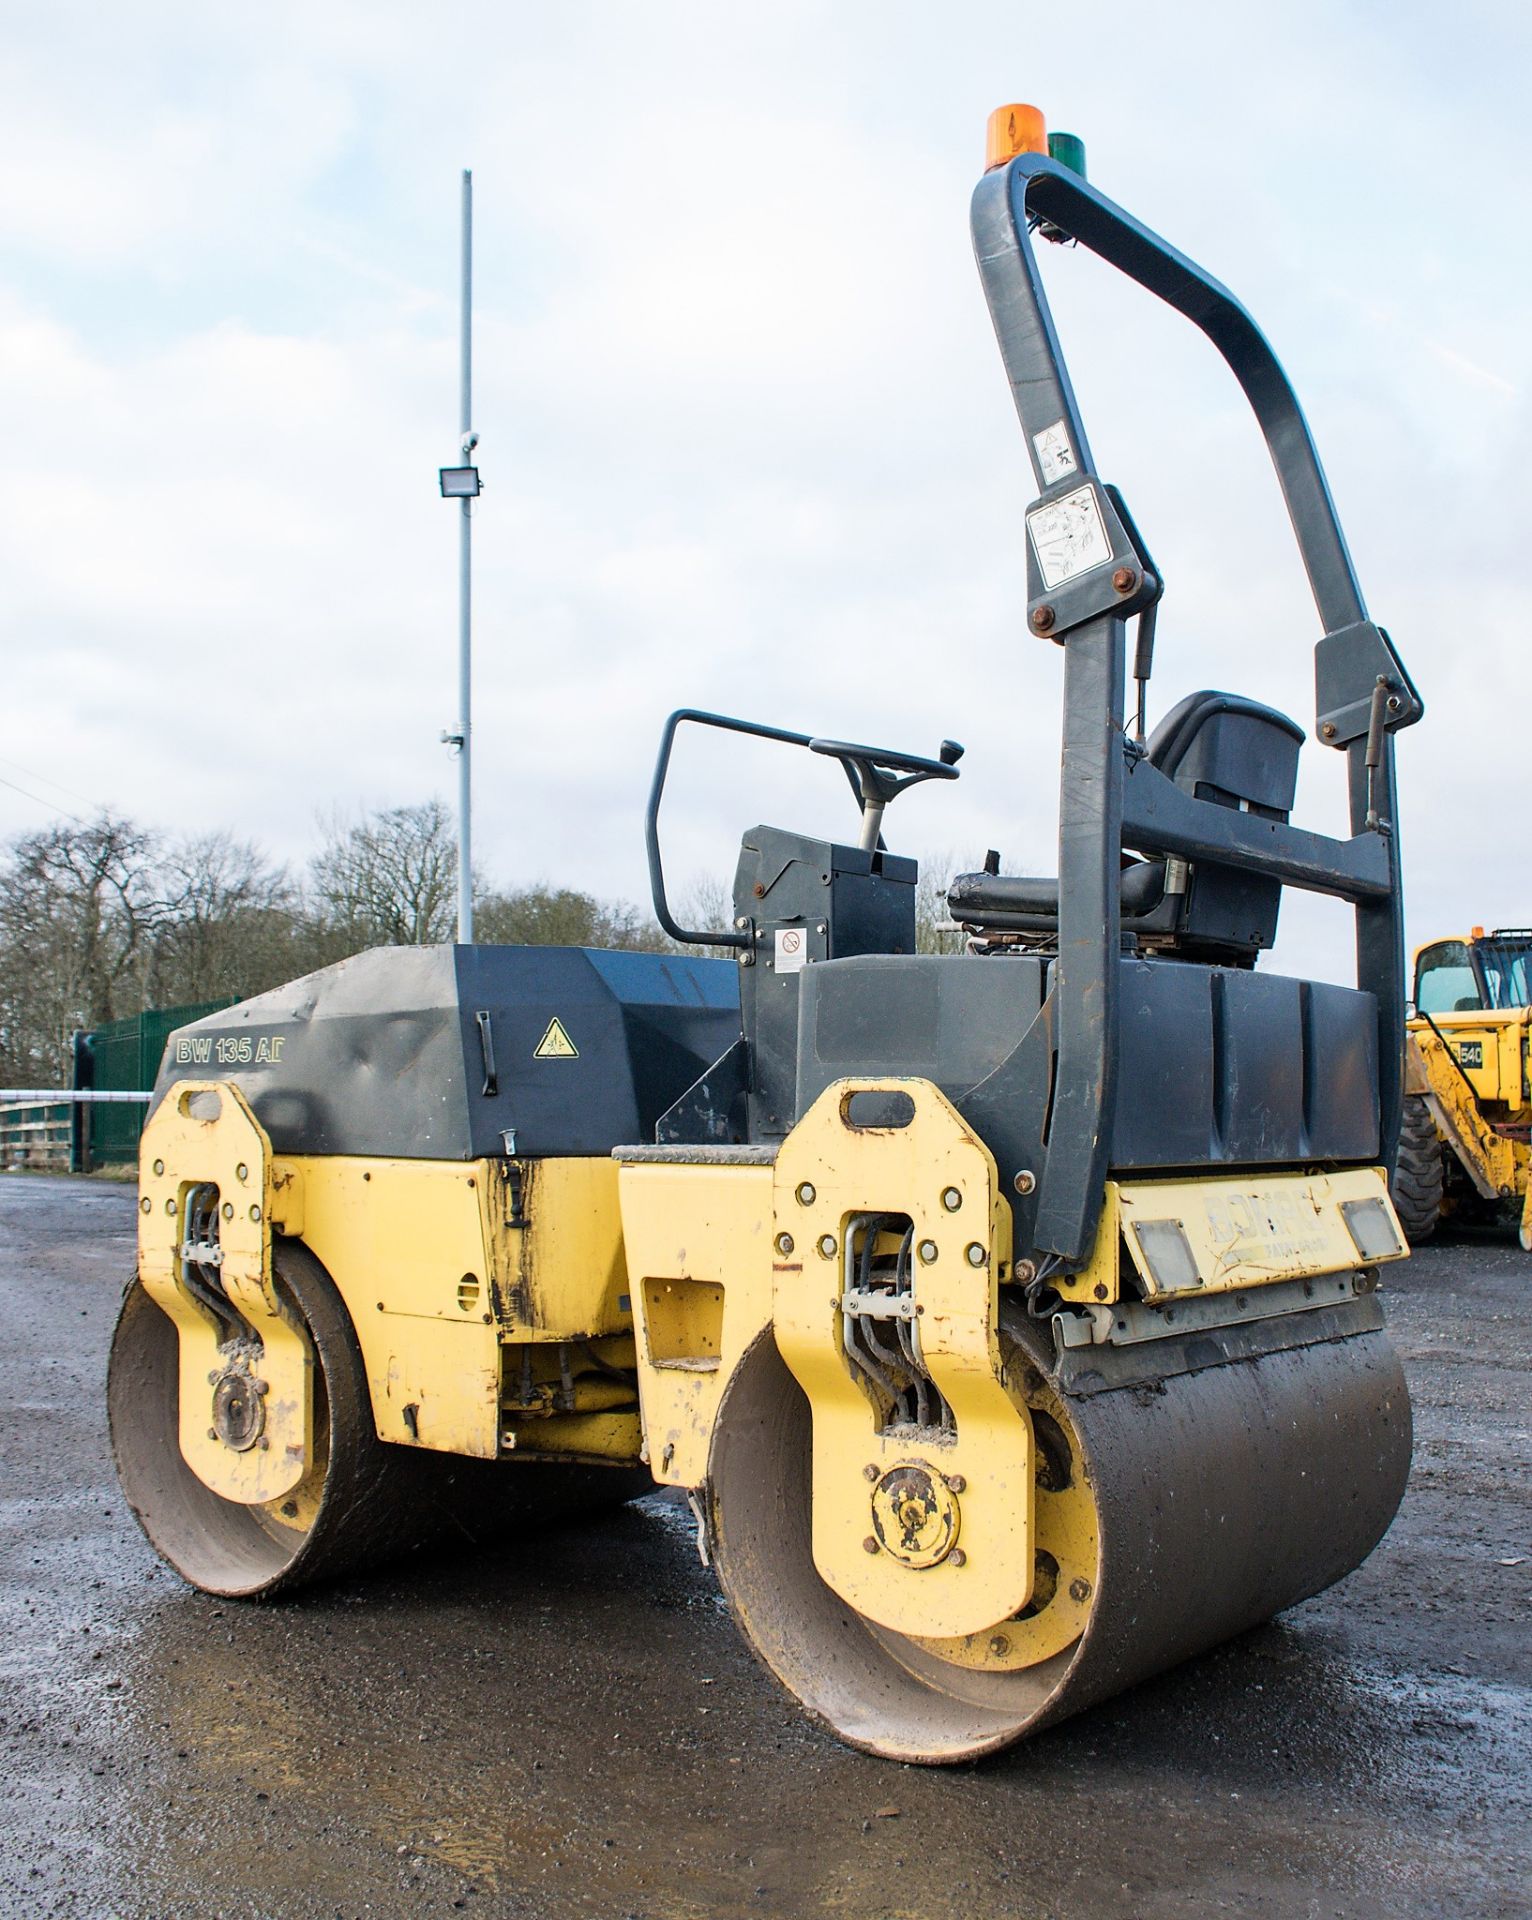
[{"left": 970, "top": 153, "right": 1423, "bottom": 1264}]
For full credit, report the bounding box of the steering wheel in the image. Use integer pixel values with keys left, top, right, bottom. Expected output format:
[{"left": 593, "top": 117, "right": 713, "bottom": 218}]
[{"left": 809, "top": 737, "right": 964, "bottom": 810}]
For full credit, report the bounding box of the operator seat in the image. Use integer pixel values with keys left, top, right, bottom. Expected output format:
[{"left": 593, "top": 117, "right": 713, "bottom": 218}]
[{"left": 948, "top": 690, "right": 1305, "bottom": 966}]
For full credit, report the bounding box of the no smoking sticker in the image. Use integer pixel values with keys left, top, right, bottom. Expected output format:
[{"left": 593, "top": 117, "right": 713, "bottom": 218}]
[{"left": 775, "top": 927, "right": 808, "bottom": 973}]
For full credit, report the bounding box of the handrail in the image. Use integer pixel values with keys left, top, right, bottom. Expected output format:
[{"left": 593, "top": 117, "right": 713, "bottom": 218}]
[
  {"left": 0, "top": 1089, "right": 153, "bottom": 1103},
  {"left": 644, "top": 709, "right": 816, "bottom": 950}
]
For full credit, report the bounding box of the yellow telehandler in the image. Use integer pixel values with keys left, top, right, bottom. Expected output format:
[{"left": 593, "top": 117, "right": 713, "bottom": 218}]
[{"left": 1395, "top": 929, "right": 1532, "bottom": 1248}]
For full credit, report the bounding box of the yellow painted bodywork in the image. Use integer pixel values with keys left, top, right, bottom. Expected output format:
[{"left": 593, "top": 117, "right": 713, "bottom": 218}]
[
  {"left": 285, "top": 1152, "right": 639, "bottom": 1456},
  {"left": 140, "top": 1083, "right": 646, "bottom": 1501},
  {"left": 138, "top": 1083, "right": 313, "bottom": 1504},
  {"left": 1054, "top": 1165, "right": 1407, "bottom": 1304},
  {"left": 618, "top": 1078, "right": 1035, "bottom": 1642},
  {"left": 277, "top": 1154, "right": 503, "bottom": 1457},
  {"left": 483, "top": 1157, "right": 633, "bottom": 1339},
  {"left": 144, "top": 1052, "right": 1420, "bottom": 1586},
  {"left": 912, "top": 1353, "right": 1099, "bottom": 1672},
  {"left": 1409, "top": 931, "right": 1531, "bottom": 1246},
  {"left": 1417, "top": 1009, "right": 1531, "bottom": 1110},
  {"left": 614, "top": 1160, "right": 775, "bottom": 1486},
  {"left": 1406, "top": 1020, "right": 1531, "bottom": 1248},
  {"left": 772, "top": 1080, "right": 1031, "bottom": 1639}
]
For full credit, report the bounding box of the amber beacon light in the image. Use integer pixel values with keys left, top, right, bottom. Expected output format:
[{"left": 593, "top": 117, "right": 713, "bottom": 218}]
[
  {"left": 985, "top": 104, "right": 1089, "bottom": 183},
  {"left": 985, "top": 102, "right": 1048, "bottom": 171}
]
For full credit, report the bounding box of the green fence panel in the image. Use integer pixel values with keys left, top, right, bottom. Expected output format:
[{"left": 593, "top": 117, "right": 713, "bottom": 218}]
[{"left": 77, "top": 998, "right": 236, "bottom": 1167}]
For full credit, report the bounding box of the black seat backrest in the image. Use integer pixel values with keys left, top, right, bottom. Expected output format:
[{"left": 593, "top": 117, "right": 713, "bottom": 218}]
[
  {"left": 1145, "top": 690, "right": 1304, "bottom": 960},
  {"left": 1147, "top": 690, "right": 1304, "bottom": 817},
  {"left": 946, "top": 689, "right": 1305, "bottom": 965}
]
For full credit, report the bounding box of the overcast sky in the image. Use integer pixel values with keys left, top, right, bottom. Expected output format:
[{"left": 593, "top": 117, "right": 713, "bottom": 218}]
[{"left": 1, "top": 0, "right": 1526, "bottom": 982}]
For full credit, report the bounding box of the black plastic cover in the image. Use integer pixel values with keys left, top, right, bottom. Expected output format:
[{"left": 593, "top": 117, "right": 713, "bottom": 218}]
[
  {"left": 151, "top": 945, "right": 740, "bottom": 1161},
  {"left": 797, "top": 951, "right": 1378, "bottom": 1176}
]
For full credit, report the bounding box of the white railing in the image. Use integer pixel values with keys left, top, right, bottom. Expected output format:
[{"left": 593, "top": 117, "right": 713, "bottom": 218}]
[{"left": 0, "top": 1090, "right": 153, "bottom": 1104}]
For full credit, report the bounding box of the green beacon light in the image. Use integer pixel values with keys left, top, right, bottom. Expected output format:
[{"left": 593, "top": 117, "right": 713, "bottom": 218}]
[{"left": 1048, "top": 131, "right": 1087, "bottom": 179}]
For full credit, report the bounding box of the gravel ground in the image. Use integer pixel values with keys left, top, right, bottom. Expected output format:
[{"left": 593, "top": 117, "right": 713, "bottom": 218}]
[{"left": 1, "top": 1172, "right": 1528, "bottom": 1920}]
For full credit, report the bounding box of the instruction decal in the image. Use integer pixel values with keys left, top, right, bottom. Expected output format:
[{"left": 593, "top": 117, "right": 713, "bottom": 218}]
[
  {"left": 534, "top": 1018, "right": 579, "bottom": 1060},
  {"left": 1027, "top": 483, "right": 1111, "bottom": 591},
  {"left": 1032, "top": 420, "right": 1078, "bottom": 487}
]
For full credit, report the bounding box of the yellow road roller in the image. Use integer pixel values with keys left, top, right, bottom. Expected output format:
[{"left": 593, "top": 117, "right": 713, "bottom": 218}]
[{"left": 111, "top": 105, "right": 1422, "bottom": 1764}]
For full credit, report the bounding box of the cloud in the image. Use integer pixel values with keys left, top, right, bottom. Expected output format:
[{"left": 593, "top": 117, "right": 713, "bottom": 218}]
[{"left": 0, "top": 0, "right": 1527, "bottom": 990}]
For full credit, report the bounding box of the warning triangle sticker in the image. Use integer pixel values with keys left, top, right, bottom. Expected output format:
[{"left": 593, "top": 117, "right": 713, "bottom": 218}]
[{"left": 533, "top": 1017, "right": 579, "bottom": 1060}]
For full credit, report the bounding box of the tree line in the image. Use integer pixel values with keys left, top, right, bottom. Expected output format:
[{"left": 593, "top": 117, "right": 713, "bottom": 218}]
[
  {"left": 0, "top": 801, "right": 663, "bottom": 1086},
  {"left": 0, "top": 800, "right": 966, "bottom": 1086}
]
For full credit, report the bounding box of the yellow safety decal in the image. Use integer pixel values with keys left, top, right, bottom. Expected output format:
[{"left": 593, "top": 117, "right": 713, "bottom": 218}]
[{"left": 534, "top": 1018, "right": 578, "bottom": 1060}]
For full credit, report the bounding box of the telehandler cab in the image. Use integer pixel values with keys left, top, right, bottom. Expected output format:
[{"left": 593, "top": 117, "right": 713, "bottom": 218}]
[{"left": 110, "top": 105, "right": 1421, "bottom": 1763}]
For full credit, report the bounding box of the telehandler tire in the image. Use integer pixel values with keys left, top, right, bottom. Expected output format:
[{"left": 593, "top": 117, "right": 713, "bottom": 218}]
[
  {"left": 1391, "top": 1095, "right": 1445, "bottom": 1245},
  {"left": 109, "top": 1239, "right": 649, "bottom": 1599}
]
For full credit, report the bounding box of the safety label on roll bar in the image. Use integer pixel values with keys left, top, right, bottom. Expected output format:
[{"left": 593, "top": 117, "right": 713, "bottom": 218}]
[
  {"left": 1032, "top": 419, "right": 1078, "bottom": 486},
  {"left": 1027, "top": 483, "right": 1110, "bottom": 590}
]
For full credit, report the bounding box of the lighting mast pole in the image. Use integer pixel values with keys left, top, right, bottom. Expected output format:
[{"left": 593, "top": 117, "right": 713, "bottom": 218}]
[{"left": 439, "top": 168, "right": 478, "bottom": 944}]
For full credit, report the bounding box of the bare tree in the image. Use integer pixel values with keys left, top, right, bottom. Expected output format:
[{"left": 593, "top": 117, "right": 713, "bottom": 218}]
[
  {"left": 669, "top": 871, "right": 732, "bottom": 943},
  {"left": 149, "top": 832, "right": 305, "bottom": 1004},
  {"left": 0, "top": 807, "right": 981, "bottom": 1091},
  {"left": 476, "top": 883, "right": 661, "bottom": 951},
  {"left": 308, "top": 800, "right": 457, "bottom": 949},
  {"left": 0, "top": 814, "right": 163, "bottom": 1082},
  {"left": 914, "top": 849, "right": 976, "bottom": 956}
]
